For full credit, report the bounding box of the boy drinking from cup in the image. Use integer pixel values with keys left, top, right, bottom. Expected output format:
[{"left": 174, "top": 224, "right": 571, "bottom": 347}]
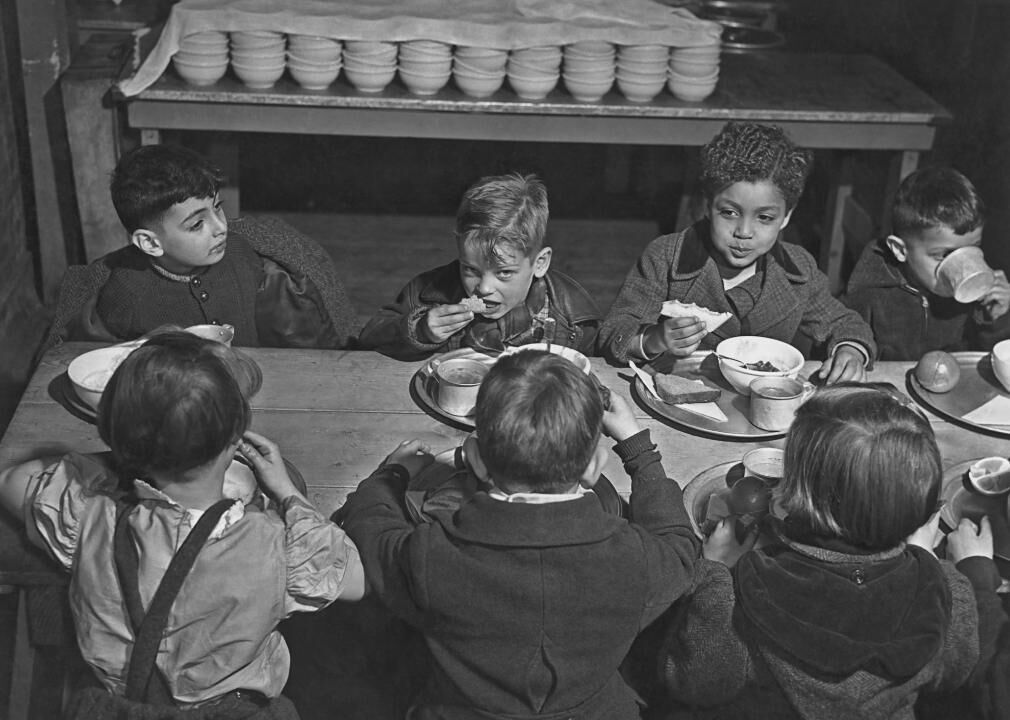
[
  {"left": 843, "top": 166, "right": 1010, "bottom": 360},
  {"left": 357, "top": 172, "right": 600, "bottom": 360}
]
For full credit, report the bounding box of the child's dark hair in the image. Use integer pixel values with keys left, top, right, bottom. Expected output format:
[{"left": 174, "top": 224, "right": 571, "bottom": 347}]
[
  {"left": 891, "top": 166, "right": 985, "bottom": 238},
  {"left": 455, "top": 172, "right": 549, "bottom": 264},
  {"left": 779, "top": 383, "right": 941, "bottom": 550},
  {"left": 111, "top": 145, "right": 225, "bottom": 233},
  {"left": 700, "top": 122, "right": 813, "bottom": 210},
  {"left": 97, "top": 331, "right": 251, "bottom": 478},
  {"left": 475, "top": 350, "right": 602, "bottom": 493}
]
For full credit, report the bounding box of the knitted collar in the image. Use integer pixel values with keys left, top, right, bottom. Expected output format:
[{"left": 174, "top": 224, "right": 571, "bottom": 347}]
[{"left": 150, "top": 261, "right": 196, "bottom": 283}]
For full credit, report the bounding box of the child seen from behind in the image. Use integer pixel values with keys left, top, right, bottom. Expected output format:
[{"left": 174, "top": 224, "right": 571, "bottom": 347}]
[
  {"left": 358, "top": 172, "right": 601, "bottom": 359},
  {"left": 599, "top": 122, "right": 875, "bottom": 383},
  {"left": 660, "top": 384, "right": 980, "bottom": 720},
  {"left": 843, "top": 166, "right": 1010, "bottom": 360},
  {"left": 340, "top": 350, "right": 700, "bottom": 719},
  {"left": 0, "top": 331, "right": 365, "bottom": 716}
]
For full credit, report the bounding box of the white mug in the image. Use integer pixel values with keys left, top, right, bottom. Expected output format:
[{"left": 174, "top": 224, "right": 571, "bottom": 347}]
[
  {"left": 748, "top": 377, "right": 815, "bottom": 431},
  {"left": 934, "top": 246, "right": 995, "bottom": 303},
  {"left": 434, "top": 358, "right": 489, "bottom": 416}
]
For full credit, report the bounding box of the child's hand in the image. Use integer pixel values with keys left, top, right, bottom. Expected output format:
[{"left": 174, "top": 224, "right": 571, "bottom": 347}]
[
  {"left": 905, "top": 507, "right": 943, "bottom": 557},
  {"left": 703, "top": 517, "right": 758, "bottom": 567},
  {"left": 980, "top": 270, "right": 1010, "bottom": 321},
  {"left": 947, "top": 516, "right": 994, "bottom": 563},
  {"left": 602, "top": 390, "right": 641, "bottom": 442},
  {"left": 422, "top": 304, "right": 474, "bottom": 343},
  {"left": 383, "top": 439, "right": 434, "bottom": 479},
  {"left": 816, "top": 346, "right": 867, "bottom": 385},
  {"left": 238, "top": 431, "right": 299, "bottom": 502},
  {"left": 643, "top": 317, "right": 707, "bottom": 358}
]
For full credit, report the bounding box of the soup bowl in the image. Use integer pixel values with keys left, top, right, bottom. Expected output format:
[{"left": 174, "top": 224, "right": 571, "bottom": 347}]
[{"left": 715, "top": 336, "right": 804, "bottom": 396}]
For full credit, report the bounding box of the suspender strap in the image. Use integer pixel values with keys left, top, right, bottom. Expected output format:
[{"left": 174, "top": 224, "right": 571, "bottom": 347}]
[{"left": 114, "top": 498, "right": 235, "bottom": 704}]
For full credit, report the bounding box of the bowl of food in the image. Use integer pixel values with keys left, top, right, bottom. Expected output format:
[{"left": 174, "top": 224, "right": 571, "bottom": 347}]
[
  {"left": 715, "top": 336, "right": 804, "bottom": 396},
  {"left": 67, "top": 342, "right": 144, "bottom": 411},
  {"left": 501, "top": 342, "right": 591, "bottom": 374}
]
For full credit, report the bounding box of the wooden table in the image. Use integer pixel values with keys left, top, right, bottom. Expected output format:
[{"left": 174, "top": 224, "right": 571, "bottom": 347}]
[
  {"left": 122, "top": 52, "right": 951, "bottom": 291},
  {"left": 3, "top": 343, "right": 1001, "bottom": 720}
]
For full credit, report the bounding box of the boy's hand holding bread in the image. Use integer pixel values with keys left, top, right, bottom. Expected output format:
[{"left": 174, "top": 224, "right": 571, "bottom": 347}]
[
  {"left": 422, "top": 297, "right": 488, "bottom": 343},
  {"left": 238, "top": 431, "right": 300, "bottom": 502},
  {"left": 642, "top": 301, "right": 732, "bottom": 359},
  {"left": 383, "top": 438, "right": 435, "bottom": 479}
]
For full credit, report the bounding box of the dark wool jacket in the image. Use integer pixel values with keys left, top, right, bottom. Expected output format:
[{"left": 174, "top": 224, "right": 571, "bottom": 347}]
[
  {"left": 43, "top": 216, "right": 357, "bottom": 352},
  {"left": 842, "top": 239, "right": 1010, "bottom": 361},
  {"left": 599, "top": 220, "right": 876, "bottom": 364},
  {"left": 661, "top": 524, "right": 980, "bottom": 720},
  {"left": 340, "top": 431, "right": 700, "bottom": 720},
  {"left": 357, "top": 261, "right": 601, "bottom": 360}
]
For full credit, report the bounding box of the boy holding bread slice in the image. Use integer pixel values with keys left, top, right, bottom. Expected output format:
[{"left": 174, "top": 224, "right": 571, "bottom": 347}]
[
  {"left": 358, "top": 172, "right": 601, "bottom": 360},
  {"left": 599, "top": 122, "right": 876, "bottom": 385}
]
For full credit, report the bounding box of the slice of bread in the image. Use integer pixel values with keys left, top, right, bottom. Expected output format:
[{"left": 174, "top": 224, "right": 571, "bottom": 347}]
[
  {"left": 654, "top": 373, "right": 722, "bottom": 404},
  {"left": 661, "top": 300, "right": 732, "bottom": 334},
  {"left": 460, "top": 296, "right": 488, "bottom": 314}
]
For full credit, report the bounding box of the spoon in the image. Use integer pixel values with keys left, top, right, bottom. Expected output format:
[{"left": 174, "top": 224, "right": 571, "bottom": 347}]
[{"left": 714, "top": 352, "right": 787, "bottom": 374}]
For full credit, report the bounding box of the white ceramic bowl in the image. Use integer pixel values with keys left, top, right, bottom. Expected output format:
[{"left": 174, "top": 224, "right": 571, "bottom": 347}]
[
  {"left": 715, "top": 336, "right": 804, "bottom": 396},
  {"left": 453, "top": 70, "right": 505, "bottom": 98},
  {"left": 618, "top": 45, "right": 670, "bottom": 62},
  {"left": 669, "top": 56, "right": 720, "bottom": 77},
  {"left": 454, "top": 58, "right": 506, "bottom": 76},
  {"left": 616, "top": 74, "right": 665, "bottom": 102},
  {"left": 67, "top": 343, "right": 144, "bottom": 411},
  {"left": 344, "top": 41, "right": 397, "bottom": 57},
  {"left": 230, "top": 50, "right": 286, "bottom": 66},
  {"left": 175, "top": 42, "right": 230, "bottom": 57},
  {"left": 289, "top": 63, "right": 341, "bottom": 90},
  {"left": 287, "top": 34, "right": 341, "bottom": 49},
  {"left": 287, "top": 46, "right": 341, "bottom": 63},
  {"left": 992, "top": 339, "right": 1010, "bottom": 392},
  {"left": 343, "top": 65, "right": 396, "bottom": 92},
  {"left": 173, "top": 51, "right": 229, "bottom": 67},
  {"left": 508, "top": 72, "right": 559, "bottom": 99},
  {"left": 173, "top": 57, "right": 228, "bottom": 85},
  {"left": 671, "top": 44, "right": 722, "bottom": 60},
  {"left": 180, "top": 31, "right": 229, "bottom": 47},
  {"left": 231, "top": 61, "right": 285, "bottom": 88},
  {"left": 501, "top": 343, "right": 592, "bottom": 374},
  {"left": 562, "top": 74, "right": 613, "bottom": 102},
  {"left": 398, "top": 67, "right": 450, "bottom": 95}
]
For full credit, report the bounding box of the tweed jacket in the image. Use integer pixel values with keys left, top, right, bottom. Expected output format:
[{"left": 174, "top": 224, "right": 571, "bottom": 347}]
[
  {"left": 357, "top": 261, "right": 601, "bottom": 361},
  {"left": 599, "top": 221, "right": 876, "bottom": 363},
  {"left": 42, "top": 215, "right": 357, "bottom": 353},
  {"left": 340, "top": 431, "right": 700, "bottom": 720},
  {"left": 661, "top": 529, "right": 980, "bottom": 720},
  {"left": 842, "top": 239, "right": 1010, "bottom": 360}
]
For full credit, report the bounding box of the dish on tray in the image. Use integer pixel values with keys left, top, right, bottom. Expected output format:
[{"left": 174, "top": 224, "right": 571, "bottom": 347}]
[
  {"left": 907, "top": 352, "right": 1010, "bottom": 437},
  {"left": 682, "top": 460, "right": 790, "bottom": 539},
  {"left": 632, "top": 352, "right": 796, "bottom": 440},
  {"left": 411, "top": 348, "right": 499, "bottom": 428},
  {"left": 939, "top": 459, "right": 1010, "bottom": 563}
]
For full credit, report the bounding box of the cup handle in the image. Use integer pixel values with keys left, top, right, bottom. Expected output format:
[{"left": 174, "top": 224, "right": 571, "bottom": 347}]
[{"left": 800, "top": 381, "right": 816, "bottom": 403}]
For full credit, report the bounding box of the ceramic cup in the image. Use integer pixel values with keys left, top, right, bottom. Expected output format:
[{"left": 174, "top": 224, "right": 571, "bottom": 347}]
[
  {"left": 991, "top": 339, "right": 1010, "bottom": 392},
  {"left": 748, "top": 376, "right": 815, "bottom": 431},
  {"left": 434, "top": 358, "right": 489, "bottom": 416},
  {"left": 934, "top": 246, "right": 996, "bottom": 303},
  {"left": 742, "top": 447, "right": 784, "bottom": 486}
]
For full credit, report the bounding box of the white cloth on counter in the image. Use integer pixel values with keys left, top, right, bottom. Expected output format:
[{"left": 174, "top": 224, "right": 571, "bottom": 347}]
[{"left": 118, "top": 0, "right": 721, "bottom": 96}]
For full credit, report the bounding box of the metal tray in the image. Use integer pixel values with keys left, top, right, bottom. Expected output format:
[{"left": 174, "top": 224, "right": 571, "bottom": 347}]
[
  {"left": 632, "top": 352, "right": 790, "bottom": 440},
  {"left": 906, "top": 352, "right": 1010, "bottom": 437},
  {"left": 410, "top": 348, "right": 499, "bottom": 429}
]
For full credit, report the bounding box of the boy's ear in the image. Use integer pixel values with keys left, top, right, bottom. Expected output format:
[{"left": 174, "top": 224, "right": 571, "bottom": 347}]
[
  {"left": 578, "top": 445, "right": 610, "bottom": 489},
  {"left": 462, "top": 435, "right": 490, "bottom": 484},
  {"left": 131, "top": 228, "right": 164, "bottom": 258},
  {"left": 779, "top": 208, "right": 794, "bottom": 232},
  {"left": 532, "top": 247, "right": 552, "bottom": 278},
  {"left": 885, "top": 234, "right": 909, "bottom": 262}
]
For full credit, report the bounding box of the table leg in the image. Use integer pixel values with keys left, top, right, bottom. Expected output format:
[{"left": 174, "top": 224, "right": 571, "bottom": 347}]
[{"left": 820, "top": 152, "right": 855, "bottom": 296}]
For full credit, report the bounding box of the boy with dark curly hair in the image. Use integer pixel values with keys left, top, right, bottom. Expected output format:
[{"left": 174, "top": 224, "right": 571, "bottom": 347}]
[{"left": 599, "top": 122, "right": 875, "bottom": 383}]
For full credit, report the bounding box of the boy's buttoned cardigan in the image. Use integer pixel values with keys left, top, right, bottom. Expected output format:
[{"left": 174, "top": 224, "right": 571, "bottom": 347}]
[{"left": 599, "top": 221, "right": 876, "bottom": 363}]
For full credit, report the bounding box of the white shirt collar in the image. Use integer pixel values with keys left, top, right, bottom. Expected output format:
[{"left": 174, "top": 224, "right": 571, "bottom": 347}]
[{"left": 487, "top": 485, "right": 592, "bottom": 504}]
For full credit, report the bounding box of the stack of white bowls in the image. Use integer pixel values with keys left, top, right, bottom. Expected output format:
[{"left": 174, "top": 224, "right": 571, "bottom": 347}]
[
  {"left": 668, "top": 44, "right": 721, "bottom": 102},
  {"left": 507, "top": 46, "right": 561, "bottom": 100},
  {"left": 343, "top": 41, "right": 397, "bottom": 93},
  {"left": 562, "top": 41, "right": 615, "bottom": 103},
  {"left": 230, "top": 31, "right": 286, "bottom": 89},
  {"left": 615, "top": 44, "right": 669, "bottom": 103},
  {"left": 287, "top": 35, "right": 342, "bottom": 90},
  {"left": 173, "top": 31, "right": 229, "bottom": 86},
  {"left": 398, "top": 40, "right": 453, "bottom": 95},
  {"left": 453, "top": 46, "right": 508, "bottom": 98}
]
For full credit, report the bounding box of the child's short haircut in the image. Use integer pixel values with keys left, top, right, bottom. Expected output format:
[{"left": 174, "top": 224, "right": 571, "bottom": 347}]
[
  {"left": 700, "top": 122, "right": 813, "bottom": 210},
  {"left": 98, "top": 331, "right": 251, "bottom": 477},
  {"left": 891, "top": 166, "right": 985, "bottom": 238},
  {"left": 111, "top": 145, "right": 225, "bottom": 233},
  {"left": 475, "top": 350, "right": 603, "bottom": 493},
  {"left": 454, "top": 172, "right": 548, "bottom": 263},
  {"left": 779, "top": 383, "right": 941, "bottom": 550}
]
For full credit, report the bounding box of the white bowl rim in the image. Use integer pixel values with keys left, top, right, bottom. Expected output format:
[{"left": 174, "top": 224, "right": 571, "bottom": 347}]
[{"left": 715, "top": 336, "right": 804, "bottom": 374}]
